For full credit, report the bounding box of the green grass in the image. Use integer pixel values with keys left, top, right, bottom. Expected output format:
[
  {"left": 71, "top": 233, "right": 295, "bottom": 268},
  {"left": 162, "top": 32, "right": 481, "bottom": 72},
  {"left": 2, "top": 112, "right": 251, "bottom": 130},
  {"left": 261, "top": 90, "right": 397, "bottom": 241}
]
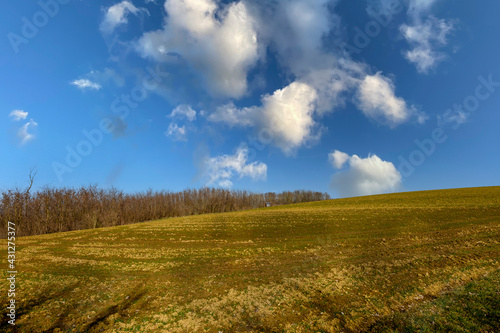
[
  {"left": 1, "top": 186, "right": 500, "bottom": 332},
  {"left": 365, "top": 269, "right": 500, "bottom": 332}
]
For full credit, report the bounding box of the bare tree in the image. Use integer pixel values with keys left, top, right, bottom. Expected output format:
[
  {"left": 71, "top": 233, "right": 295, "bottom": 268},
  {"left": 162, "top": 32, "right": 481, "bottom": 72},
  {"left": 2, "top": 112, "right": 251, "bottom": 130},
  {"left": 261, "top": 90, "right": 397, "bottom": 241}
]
[
  {"left": 26, "top": 168, "right": 38, "bottom": 196},
  {"left": 23, "top": 168, "right": 37, "bottom": 221}
]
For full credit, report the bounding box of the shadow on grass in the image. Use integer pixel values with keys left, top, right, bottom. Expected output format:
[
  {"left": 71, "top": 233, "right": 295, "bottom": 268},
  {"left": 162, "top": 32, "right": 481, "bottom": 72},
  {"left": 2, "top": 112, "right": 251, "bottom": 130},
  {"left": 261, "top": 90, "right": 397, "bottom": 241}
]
[
  {"left": 0, "top": 282, "right": 148, "bottom": 333},
  {"left": 81, "top": 286, "right": 147, "bottom": 333},
  {"left": 0, "top": 283, "right": 80, "bottom": 332}
]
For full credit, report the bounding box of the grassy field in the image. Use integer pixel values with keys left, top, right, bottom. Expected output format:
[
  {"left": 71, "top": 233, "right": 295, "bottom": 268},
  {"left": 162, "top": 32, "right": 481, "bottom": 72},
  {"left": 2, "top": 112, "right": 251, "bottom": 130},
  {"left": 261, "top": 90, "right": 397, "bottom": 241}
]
[{"left": 1, "top": 186, "right": 500, "bottom": 332}]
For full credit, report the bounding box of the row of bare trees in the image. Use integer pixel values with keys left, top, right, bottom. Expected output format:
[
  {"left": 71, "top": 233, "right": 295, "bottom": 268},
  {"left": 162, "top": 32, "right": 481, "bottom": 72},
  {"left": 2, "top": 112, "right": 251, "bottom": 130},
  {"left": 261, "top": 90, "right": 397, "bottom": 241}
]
[{"left": 1, "top": 182, "right": 330, "bottom": 237}]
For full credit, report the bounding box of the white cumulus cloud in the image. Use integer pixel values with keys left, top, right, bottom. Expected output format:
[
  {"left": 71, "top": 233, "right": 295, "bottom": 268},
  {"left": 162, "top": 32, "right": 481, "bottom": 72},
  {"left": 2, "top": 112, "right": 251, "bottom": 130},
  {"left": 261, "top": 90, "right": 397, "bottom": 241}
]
[
  {"left": 136, "top": 0, "right": 259, "bottom": 98},
  {"left": 100, "top": 1, "right": 148, "bottom": 34},
  {"left": 203, "top": 146, "right": 267, "bottom": 188},
  {"left": 9, "top": 110, "right": 28, "bottom": 121},
  {"left": 257, "top": 82, "right": 319, "bottom": 154},
  {"left": 354, "top": 73, "right": 420, "bottom": 127},
  {"left": 71, "top": 79, "right": 102, "bottom": 91},
  {"left": 209, "top": 81, "right": 319, "bottom": 155},
  {"left": 329, "top": 151, "right": 402, "bottom": 198}
]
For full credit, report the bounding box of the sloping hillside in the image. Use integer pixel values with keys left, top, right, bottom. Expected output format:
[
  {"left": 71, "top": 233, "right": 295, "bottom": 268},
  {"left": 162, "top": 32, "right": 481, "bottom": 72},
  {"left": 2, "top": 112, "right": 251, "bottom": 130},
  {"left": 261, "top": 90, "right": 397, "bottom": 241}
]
[{"left": 2, "top": 187, "right": 499, "bottom": 332}]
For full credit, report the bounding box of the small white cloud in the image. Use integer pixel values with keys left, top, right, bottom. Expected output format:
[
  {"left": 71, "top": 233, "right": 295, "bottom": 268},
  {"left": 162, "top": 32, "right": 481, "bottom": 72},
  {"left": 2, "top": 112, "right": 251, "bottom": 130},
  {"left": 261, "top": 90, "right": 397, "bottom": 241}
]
[
  {"left": 438, "top": 109, "right": 469, "bottom": 127},
  {"left": 9, "top": 110, "right": 28, "bottom": 121},
  {"left": 203, "top": 145, "right": 267, "bottom": 188},
  {"left": 368, "top": 0, "right": 455, "bottom": 73},
  {"left": 329, "top": 150, "right": 350, "bottom": 169},
  {"left": 400, "top": 0, "right": 454, "bottom": 74},
  {"left": 354, "top": 73, "right": 418, "bottom": 127},
  {"left": 71, "top": 79, "right": 102, "bottom": 91},
  {"left": 170, "top": 104, "right": 197, "bottom": 122},
  {"left": 18, "top": 119, "right": 38, "bottom": 145},
  {"left": 71, "top": 69, "right": 124, "bottom": 91},
  {"left": 329, "top": 151, "right": 402, "bottom": 198},
  {"left": 100, "top": 1, "right": 148, "bottom": 34},
  {"left": 401, "top": 17, "right": 453, "bottom": 73},
  {"left": 166, "top": 105, "right": 198, "bottom": 141},
  {"left": 9, "top": 110, "right": 38, "bottom": 145},
  {"left": 165, "top": 123, "right": 187, "bottom": 141},
  {"left": 415, "top": 110, "right": 429, "bottom": 124}
]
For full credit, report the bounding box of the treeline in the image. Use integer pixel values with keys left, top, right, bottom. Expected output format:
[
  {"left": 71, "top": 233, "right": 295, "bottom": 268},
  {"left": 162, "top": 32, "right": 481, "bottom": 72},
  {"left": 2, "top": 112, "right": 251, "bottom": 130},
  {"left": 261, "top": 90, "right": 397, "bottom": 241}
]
[{"left": 0, "top": 185, "right": 330, "bottom": 237}]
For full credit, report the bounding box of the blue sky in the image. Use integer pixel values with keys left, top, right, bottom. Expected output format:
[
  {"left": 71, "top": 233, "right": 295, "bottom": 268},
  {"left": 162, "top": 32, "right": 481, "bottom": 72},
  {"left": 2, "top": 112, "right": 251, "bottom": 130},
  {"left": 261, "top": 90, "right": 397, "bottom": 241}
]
[{"left": 1, "top": 0, "right": 499, "bottom": 197}]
